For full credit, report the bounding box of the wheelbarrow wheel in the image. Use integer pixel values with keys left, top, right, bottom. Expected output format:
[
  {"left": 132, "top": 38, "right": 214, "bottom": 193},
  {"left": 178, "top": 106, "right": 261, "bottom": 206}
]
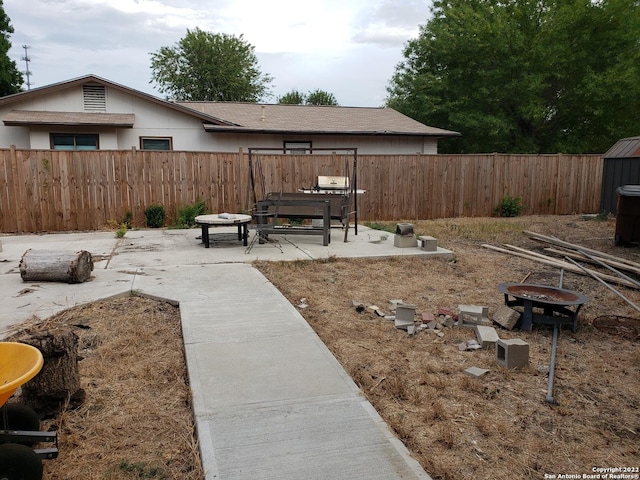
[
  {"left": 0, "top": 443, "right": 43, "bottom": 480},
  {"left": 0, "top": 404, "right": 40, "bottom": 446}
]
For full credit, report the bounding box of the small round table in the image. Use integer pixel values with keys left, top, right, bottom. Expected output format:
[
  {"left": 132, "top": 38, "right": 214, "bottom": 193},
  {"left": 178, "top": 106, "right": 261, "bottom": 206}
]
[{"left": 195, "top": 214, "right": 252, "bottom": 248}]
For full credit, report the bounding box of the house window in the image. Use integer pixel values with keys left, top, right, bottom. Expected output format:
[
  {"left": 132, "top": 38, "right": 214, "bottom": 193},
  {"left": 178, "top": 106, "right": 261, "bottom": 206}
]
[
  {"left": 51, "top": 133, "right": 99, "bottom": 150},
  {"left": 141, "top": 137, "right": 173, "bottom": 150},
  {"left": 284, "top": 141, "right": 311, "bottom": 154}
]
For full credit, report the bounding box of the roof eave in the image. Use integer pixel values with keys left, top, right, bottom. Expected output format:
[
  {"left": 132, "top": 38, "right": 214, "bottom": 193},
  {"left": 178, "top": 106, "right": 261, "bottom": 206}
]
[
  {"left": 3, "top": 120, "right": 134, "bottom": 127},
  {"left": 203, "top": 125, "right": 461, "bottom": 137}
]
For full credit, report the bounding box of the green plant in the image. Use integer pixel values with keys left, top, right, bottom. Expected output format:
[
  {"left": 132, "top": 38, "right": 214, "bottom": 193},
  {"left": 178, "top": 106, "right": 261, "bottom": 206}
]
[
  {"left": 493, "top": 195, "right": 525, "bottom": 217},
  {"left": 144, "top": 204, "right": 166, "bottom": 228},
  {"left": 115, "top": 224, "right": 127, "bottom": 238},
  {"left": 174, "top": 200, "right": 206, "bottom": 228},
  {"left": 122, "top": 211, "right": 133, "bottom": 229}
]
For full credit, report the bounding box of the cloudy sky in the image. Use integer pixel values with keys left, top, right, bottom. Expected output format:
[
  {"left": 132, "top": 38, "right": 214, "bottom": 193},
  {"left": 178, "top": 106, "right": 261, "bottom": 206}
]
[{"left": 5, "top": 0, "right": 431, "bottom": 107}]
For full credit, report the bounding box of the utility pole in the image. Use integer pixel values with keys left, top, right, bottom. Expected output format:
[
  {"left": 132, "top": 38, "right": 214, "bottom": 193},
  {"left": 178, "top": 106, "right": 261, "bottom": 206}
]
[{"left": 21, "top": 45, "right": 32, "bottom": 90}]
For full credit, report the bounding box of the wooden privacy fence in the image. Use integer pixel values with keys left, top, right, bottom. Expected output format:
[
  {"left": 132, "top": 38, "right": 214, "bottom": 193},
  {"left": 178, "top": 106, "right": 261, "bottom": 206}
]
[{"left": 0, "top": 148, "right": 603, "bottom": 233}]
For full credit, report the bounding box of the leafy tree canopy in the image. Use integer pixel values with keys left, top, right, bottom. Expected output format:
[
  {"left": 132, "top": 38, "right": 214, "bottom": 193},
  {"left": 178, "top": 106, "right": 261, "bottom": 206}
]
[
  {"left": 386, "top": 0, "right": 640, "bottom": 153},
  {"left": 0, "top": 0, "right": 23, "bottom": 96},
  {"left": 278, "top": 88, "right": 339, "bottom": 105},
  {"left": 150, "top": 28, "right": 273, "bottom": 102}
]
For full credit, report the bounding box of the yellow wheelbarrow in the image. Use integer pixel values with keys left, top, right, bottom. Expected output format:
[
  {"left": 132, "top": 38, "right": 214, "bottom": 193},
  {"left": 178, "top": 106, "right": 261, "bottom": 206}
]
[{"left": 0, "top": 342, "right": 58, "bottom": 480}]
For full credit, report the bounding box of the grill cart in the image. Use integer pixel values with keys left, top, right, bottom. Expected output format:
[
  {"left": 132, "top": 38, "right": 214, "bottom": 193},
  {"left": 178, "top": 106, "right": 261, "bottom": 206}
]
[{"left": 0, "top": 342, "right": 58, "bottom": 480}]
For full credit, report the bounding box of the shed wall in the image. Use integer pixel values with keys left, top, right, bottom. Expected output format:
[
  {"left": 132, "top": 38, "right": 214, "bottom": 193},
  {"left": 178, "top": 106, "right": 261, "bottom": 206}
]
[{"left": 601, "top": 157, "right": 640, "bottom": 214}]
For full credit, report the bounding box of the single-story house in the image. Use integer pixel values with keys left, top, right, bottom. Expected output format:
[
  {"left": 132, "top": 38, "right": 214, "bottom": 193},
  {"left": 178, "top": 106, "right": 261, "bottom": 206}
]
[{"left": 0, "top": 75, "right": 459, "bottom": 154}]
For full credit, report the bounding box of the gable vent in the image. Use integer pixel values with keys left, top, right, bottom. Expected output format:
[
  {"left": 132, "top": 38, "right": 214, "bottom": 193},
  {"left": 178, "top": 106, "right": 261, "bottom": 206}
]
[{"left": 83, "top": 85, "right": 107, "bottom": 112}]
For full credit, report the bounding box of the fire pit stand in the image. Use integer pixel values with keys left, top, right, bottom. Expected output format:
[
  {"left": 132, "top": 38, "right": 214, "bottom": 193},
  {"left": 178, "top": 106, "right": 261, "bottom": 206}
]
[{"left": 498, "top": 283, "right": 590, "bottom": 332}]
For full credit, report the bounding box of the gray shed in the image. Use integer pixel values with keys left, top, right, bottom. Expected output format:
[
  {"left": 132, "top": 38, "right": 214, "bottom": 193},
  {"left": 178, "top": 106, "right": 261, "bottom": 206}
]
[{"left": 600, "top": 136, "right": 640, "bottom": 214}]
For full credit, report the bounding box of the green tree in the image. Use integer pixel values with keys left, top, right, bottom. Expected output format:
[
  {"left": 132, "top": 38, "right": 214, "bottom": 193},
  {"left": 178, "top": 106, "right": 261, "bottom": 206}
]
[
  {"left": 0, "top": 1, "right": 23, "bottom": 96},
  {"left": 277, "top": 89, "right": 306, "bottom": 104},
  {"left": 277, "top": 88, "right": 339, "bottom": 105},
  {"left": 386, "top": 0, "right": 640, "bottom": 154},
  {"left": 150, "top": 28, "right": 273, "bottom": 102},
  {"left": 305, "top": 89, "right": 338, "bottom": 106}
]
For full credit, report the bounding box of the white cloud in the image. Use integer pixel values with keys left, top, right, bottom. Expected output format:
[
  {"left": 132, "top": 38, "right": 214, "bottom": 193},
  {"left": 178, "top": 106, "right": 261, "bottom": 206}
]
[{"left": 4, "top": 0, "right": 431, "bottom": 106}]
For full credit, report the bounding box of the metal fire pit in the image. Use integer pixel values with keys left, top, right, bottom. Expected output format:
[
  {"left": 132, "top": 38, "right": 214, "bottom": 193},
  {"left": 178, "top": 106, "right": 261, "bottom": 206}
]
[{"left": 498, "top": 283, "right": 590, "bottom": 332}]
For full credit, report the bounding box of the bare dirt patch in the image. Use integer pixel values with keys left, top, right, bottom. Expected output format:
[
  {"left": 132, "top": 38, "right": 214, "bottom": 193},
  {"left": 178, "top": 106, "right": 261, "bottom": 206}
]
[{"left": 255, "top": 215, "right": 640, "bottom": 480}]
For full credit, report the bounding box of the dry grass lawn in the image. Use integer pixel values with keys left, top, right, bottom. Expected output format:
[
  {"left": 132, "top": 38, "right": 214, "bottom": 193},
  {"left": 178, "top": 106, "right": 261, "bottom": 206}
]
[
  {"left": 256, "top": 215, "right": 639, "bottom": 480},
  {"left": 7, "top": 214, "right": 639, "bottom": 480}
]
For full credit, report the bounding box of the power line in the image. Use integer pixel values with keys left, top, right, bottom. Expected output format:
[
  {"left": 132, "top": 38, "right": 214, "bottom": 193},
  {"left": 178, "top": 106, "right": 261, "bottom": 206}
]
[{"left": 21, "top": 45, "right": 33, "bottom": 90}]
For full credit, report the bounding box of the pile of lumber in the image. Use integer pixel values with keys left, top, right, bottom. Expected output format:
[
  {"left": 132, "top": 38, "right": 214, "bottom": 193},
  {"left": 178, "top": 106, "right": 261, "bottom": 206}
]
[{"left": 483, "top": 232, "right": 640, "bottom": 311}]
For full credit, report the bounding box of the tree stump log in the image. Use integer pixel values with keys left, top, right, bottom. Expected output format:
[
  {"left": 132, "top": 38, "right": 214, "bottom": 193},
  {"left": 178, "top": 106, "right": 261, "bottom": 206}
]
[
  {"left": 14, "top": 329, "right": 85, "bottom": 417},
  {"left": 19, "top": 249, "right": 93, "bottom": 283}
]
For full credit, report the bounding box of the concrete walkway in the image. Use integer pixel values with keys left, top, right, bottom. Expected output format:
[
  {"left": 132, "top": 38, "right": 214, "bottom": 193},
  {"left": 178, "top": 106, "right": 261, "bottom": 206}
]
[{"left": 1, "top": 227, "right": 449, "bottom": 479}]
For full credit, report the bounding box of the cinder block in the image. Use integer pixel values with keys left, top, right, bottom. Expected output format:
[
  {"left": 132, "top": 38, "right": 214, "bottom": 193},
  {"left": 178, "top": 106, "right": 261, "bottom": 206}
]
[
  {"left": 464, "top": 366, "right": 490, "bottom": 377},
  {"left": 418, "top": 235, "right": 437, "bottom": 251},
  {"left": 496, "top": 338, "right": 529, "bottom": 369},
  {"left": 493, "top": 305, "right": 520, "bottom": 330},
  {"left": 394, "top": 234, "right": 417, "bottom": 248},
  {"left": 475, "top": 325, "right": 500, "bottom": 349},
  {"left": 394, "top": 303, "right": 416, "bottom": 329},
  {"left": 459, "top": 304, "right": 491, "bottom": 327}
]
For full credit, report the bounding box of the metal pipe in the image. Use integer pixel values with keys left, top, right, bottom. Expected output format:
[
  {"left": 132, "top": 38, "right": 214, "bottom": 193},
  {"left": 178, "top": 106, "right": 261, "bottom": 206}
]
[
  {"left": 577, "top": 249, "right": 640, "bottom": 289},
  {"left": 564, "top": 257, "right": 640, "bottom": 313},
  {"left": 546, "top": 268, "right": 563, "bottom": 404},
  {"left": 546, "top": 324, "right": 559, "bottom": 404}
]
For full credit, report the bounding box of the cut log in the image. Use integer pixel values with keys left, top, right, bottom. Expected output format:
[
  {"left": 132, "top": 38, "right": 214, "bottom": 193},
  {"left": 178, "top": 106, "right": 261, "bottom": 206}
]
[
  {"left": 13, "top": 328, "right": 85, "bottom": 417},
  {"left": 19, "top": 249, "right": 93, "bottom": 283}
]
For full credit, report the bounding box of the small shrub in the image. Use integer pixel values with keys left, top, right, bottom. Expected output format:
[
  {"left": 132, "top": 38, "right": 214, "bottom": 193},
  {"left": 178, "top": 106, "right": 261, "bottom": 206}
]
[
  {"left": 144, "top": 204, "right": 165, "bottom": 228},
  {"left": 174, "top": 200, "right": 207, "bottom": 228},
  {"left": 122, "top": 211, "right": 133, "bottom": 229},
  {"left": 493, "top": 195, "right": 525, "bottom": 217},
  {"left": 115, "top": 224, "right": 127, "bottom": 238}
]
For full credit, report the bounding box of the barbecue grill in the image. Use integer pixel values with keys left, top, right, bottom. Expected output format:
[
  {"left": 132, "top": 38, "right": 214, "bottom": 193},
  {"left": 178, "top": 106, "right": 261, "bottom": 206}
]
[{"left": 498, "top": 282, "right": 590, "bottom": 332}]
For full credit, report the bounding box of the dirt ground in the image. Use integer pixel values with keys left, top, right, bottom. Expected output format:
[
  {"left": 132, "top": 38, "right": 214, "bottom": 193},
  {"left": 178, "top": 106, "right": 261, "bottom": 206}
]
[
  {"left": 256, "top": 215, "right": 640, "bottom": 480},
  {"left": 8, "top": 214, "right": 640, "bottom": 480}
]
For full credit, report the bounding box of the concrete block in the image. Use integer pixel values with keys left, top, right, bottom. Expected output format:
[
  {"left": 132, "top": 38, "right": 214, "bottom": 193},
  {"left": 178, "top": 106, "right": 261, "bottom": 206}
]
[
  {"left": 394, "top": 303, "right": 415, "bottom": 329},
  {"left": 394, "top": 234, "right": 417, "bottom": 248},
  {"left": 475, "top": 325, "right": 500, "bottom": 349},
  {"left": 389, "top": 299, "right": 404, "bottom": 311},
  {"left": 418, "top": 235, "right": 437, "bottom": 251},
  {"left": 493, "top": 305, "right": 520, "bottom": 330},
  {"left": 496, "top": 338, "right": 529, "bottom": 370},
  {"left": 464, "top": 367, "right": 490, "bottom": 377},
  {"left": 459, "top": 304, "right": 491, "bottom": 327}
]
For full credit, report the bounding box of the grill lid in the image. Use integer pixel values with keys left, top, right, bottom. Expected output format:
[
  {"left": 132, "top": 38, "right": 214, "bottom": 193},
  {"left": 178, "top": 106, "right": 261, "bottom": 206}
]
[{"left": 317, "top": 176, "right": 349, "bottom": 189}]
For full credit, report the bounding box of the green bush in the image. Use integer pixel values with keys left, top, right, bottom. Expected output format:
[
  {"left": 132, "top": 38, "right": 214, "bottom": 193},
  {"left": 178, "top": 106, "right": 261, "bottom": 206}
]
[
  {"left": 144, "top": 204, "right": 166, "bottom": 228},
  {"left": 175, "top": 200, "right": 207, "bottom": 228},
  {"left": 493, "top": 195, "right": 525, "bottom": 217}
]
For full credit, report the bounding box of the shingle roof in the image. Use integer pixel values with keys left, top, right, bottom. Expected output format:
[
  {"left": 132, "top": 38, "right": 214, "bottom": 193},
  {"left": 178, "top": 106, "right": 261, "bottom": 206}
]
[
  {"left": 179, "top": 102, "right": 460, "bottom": 137},
  {"left": 603, "top": 136, "right": 640, "bottom": 158},
  {"left": 3, "top": 110, "right": 135, "bottom": 127}
]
